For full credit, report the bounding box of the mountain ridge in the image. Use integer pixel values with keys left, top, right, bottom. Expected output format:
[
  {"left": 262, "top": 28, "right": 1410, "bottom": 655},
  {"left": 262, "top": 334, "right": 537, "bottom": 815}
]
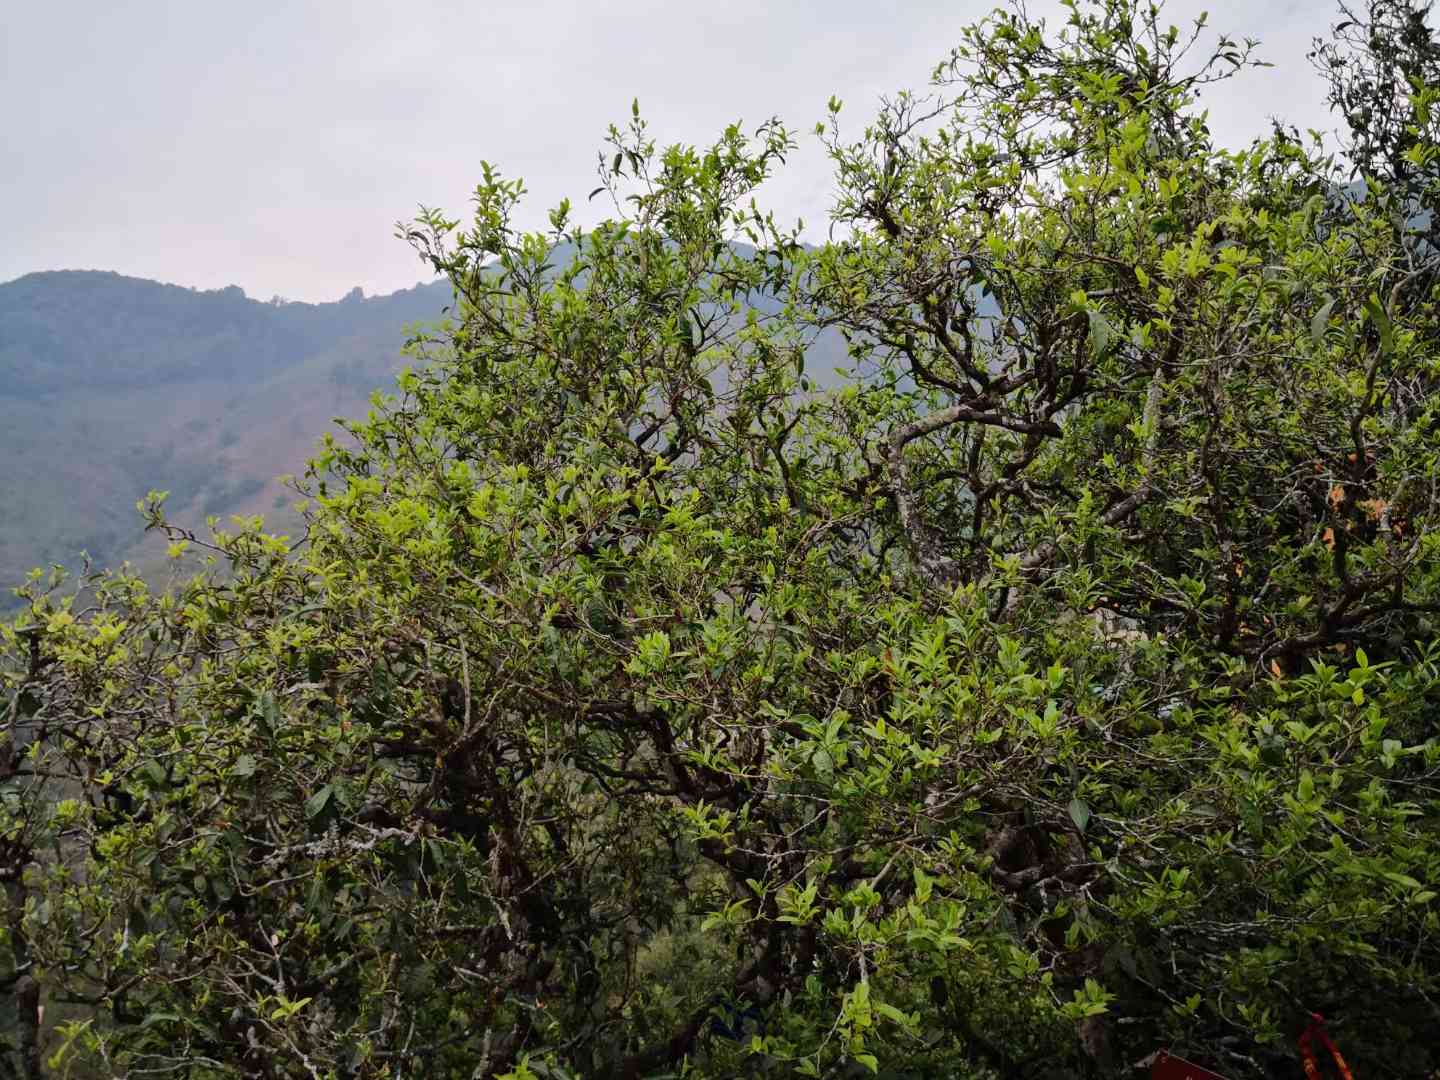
[{"left": 0, "top": 269, "right": 450, "bottom": 396}]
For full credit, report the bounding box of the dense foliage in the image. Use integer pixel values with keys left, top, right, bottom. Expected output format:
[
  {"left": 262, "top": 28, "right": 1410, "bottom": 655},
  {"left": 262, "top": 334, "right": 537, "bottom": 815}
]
[{"left": 4, "top": 1, "right": 1439, "bottom": 1076}]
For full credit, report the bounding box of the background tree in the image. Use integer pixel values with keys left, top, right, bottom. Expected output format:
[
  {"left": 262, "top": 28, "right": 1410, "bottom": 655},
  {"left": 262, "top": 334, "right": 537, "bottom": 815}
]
[{"left": 1312, "top": 0, "right": 1440, "bottom": 187}]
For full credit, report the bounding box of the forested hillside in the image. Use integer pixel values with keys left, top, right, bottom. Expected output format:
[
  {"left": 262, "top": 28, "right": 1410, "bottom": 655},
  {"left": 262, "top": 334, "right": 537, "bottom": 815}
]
[
  {"left": 4, "top": 1, "right": 1440, "bottom": 1077},
  {"left": 0, "top": 272, "right": 444, "bottom": 395},
  {"left": 0, "top": 272, "right": 448, "bottom": 601}
]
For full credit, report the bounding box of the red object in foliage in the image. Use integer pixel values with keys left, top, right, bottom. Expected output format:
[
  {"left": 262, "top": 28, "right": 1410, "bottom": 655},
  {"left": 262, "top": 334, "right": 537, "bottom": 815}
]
[
  {"left": 1149, "top": 1017, "right": 1354, "bottom": 1080},
  {"left": 1298, "top": 1014, "right": 1354, "bottom": 1080},
  {"left": 1151, "top": 1050, "right": 1231, "bottom": 1080}
]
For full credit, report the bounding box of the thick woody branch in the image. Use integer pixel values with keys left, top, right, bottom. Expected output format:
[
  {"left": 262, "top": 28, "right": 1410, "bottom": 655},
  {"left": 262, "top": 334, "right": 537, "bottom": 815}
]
[{"left": 889, "top": 403, "right": 1063, "bottom": 587}]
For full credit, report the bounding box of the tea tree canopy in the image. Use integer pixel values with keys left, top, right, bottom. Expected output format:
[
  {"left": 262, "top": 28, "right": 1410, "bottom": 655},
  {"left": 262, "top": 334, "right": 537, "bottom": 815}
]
[{"left": 5, "top": 1, "right": 1439, "bottom": 1076}]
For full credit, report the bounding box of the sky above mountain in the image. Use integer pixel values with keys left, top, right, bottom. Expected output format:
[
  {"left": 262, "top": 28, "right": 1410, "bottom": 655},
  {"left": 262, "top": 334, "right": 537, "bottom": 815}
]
[{"left": 4, "top": 0, "right": 1330, "bottom": 303}]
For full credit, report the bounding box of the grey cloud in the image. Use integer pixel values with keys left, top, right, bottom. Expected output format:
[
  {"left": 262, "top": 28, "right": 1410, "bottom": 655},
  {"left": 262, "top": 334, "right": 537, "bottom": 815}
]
[{"left": 2, "top": 0, "right": 1343, "bottom": 302}]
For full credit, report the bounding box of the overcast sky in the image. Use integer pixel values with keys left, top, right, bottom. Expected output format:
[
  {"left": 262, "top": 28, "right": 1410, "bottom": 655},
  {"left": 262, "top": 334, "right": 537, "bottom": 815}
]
[{"left": 2, "top": 0, "right": 1338, "bottom": 303}]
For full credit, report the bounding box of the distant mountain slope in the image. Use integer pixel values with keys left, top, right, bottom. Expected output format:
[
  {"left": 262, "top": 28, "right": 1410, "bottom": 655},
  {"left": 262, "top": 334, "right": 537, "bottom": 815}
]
[
  {"left": 0, "top": 266, "right": 852, "bottom": 608},
  {"left": 0, "top": 271, "right": 448, "bottom": 395},
  {"left": 0, "top": 271, "right": 450, "bottom": 603}
]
